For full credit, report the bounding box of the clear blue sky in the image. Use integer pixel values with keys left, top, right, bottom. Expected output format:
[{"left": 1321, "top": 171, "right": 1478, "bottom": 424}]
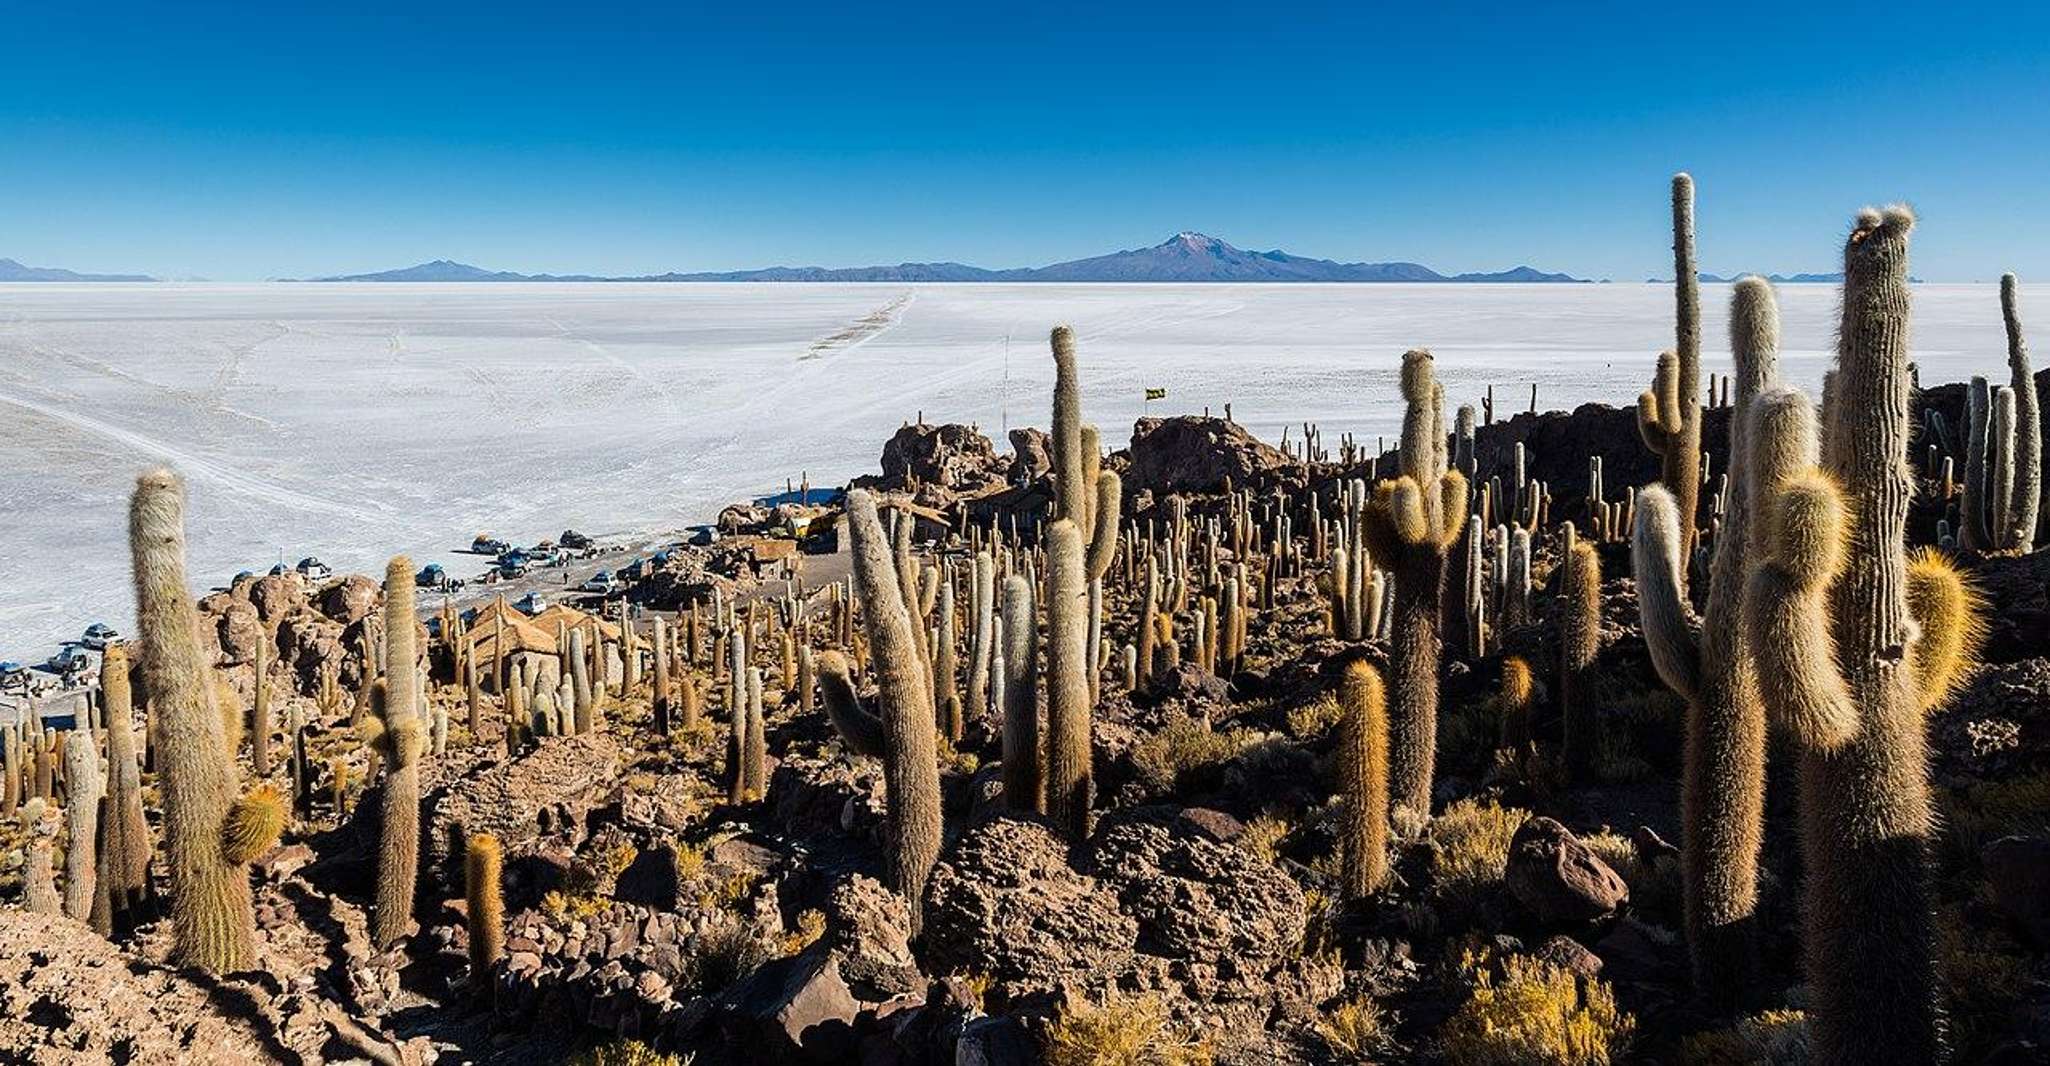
[{"left": 4, "top": 2, "right": 2046, "bottom": 281}]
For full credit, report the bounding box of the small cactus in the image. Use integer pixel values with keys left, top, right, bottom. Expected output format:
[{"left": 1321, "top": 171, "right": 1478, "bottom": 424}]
[
  {"left": 1336, "top": 655, "right": 1389, "bottom": 898},
  {"left": 61, "top": 729, "right": 103, "bottom": 921},
  {"left": 466, "top": 833, "right": 504, "bottom": 983}
]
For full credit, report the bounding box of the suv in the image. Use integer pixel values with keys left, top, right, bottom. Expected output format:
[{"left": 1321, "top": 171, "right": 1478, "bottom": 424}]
[
  {"left": 560, "top": 529, "right": 594, "bottom": 550},
  {"left": 473, "top": 534, "right": 511, "bottom": 555},
  {"left": 296, "top": 557, "right": 333, "bottom": 581},
  {"left": 580, "top": 571, "right": 618, "bottom": 595},
  {"left": 415, "top": 563, "right": 449, "bottom": 589},
  {"left": 80, "top": 623, "right": 119, "bottom": 650}
]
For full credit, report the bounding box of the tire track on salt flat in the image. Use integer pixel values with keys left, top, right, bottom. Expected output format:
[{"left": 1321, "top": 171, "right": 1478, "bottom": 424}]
[{"left": 0, "top": 391, "right": 379, "bottom": 519}]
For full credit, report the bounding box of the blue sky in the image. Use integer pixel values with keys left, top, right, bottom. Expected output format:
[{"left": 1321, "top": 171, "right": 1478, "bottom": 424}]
[{"left": 4, "top": 3, "right": 2047, "bottom": 281}]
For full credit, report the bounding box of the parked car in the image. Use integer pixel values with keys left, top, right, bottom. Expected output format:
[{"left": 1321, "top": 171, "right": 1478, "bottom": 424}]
[
  {"left": 268, "top": 563, "right": 291, "bottom": 577},
  {"left": 416, "top": 563, "right": 448, "bottom": 589},
  {"left": 560, "top": 529, "right": 593, "bottom": 550},
  {"left": 473, "top": 533, "right": 511, "bottom": 555},
  {"left": 296, "top": 557, "right": 333, "bottom": 581},
  {"left": 515, "top": 592, "right": 547, "bottom": 615},
  {"left": 496, "top": 558, "right": 530, "bottom": 579},
  {"left": 80, "top": 623, "right": 119, "bottom": 650},
  {"left": 580, "top": 570, "right": 618, "bottom": 595},
  {"left": 0, "top": 662, "right": 27, "bottom": 692},
  {"left": 46, "top": 645, "right": 90, "bottom": 679}
]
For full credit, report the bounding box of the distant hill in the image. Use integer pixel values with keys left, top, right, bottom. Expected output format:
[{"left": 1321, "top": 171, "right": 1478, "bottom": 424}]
[
  {"left": 310, "top": 232, "right": 1588, "bottom": 284},
  {"left": 1650, "top": 271, "right": 1846, "bottom": 284},
  {"left": 0, "top": 258, "right": 154, "bottom": 282}
]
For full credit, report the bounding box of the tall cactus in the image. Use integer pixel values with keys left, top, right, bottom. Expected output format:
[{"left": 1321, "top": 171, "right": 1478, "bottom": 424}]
[
  {"left": 839, "top": 489, "right": 942, "bottom": 933},
  {"left": 61, "top": 729, "right": 102, "bottom": 922},
  {"left": 1043, "top": 518, "right": 1093, "bottom": 842},
  {"left": 2001, "top": 273, "right": 2040, "bottom": 550},
  {"left": 466, "top": 832, "right": 504, "bottom": 984},
  {"left": 1558, "top": 541, "right": 1603, "bottom": 782},
  {"left": 1630, "top": 276, "right": 1780, "bottom": 1005},
  {"left": 372, "top": 557, "right": 424, "bottom": 948},
  {"left": 129, "top": 469, "right": 270, "bottom": 971},
  {"left": 1638, "top": 173, "right": 1705, "bottom": 566},
  {"left": 1749, "top": 207, "right": 1967, "bottom": 1064},
  {"left": 1963, "top": 376, "right": 1992, "bottom": 550},
  {"left": 936, "top": 568, "right": 962, "bottom": 741},
  {"left": 1360, "top": 350, "right": 1469, "bottom": 816},
  {"left": 1336, "top": 654, "right": 1389, "bottom": 899},
  {"left": 1000, "top": 573, "right": 1041, "bottom": 814},
  {"left": 98, "top": 645, "right": 151, "bottom": 927}
]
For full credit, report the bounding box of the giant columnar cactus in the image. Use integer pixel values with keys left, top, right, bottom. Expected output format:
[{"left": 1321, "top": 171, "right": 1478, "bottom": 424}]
[
  {"left": 130, "top": 469, "right": 273, "bottom": 972},
  {"left": 61, "top": 729, "right": 102, "bottom": 921},
  {"left": 98, "top": 645, "right": 152, "bottom": 925},
  {"left": 1963, "top": 376, "right": 1992, "bottom": 550},
  {"left": 1051, "top": 326, "right": 1089, "bottom": 526},
  {"left": 743, "top": 667, "right": 767, "bottom": 800},
  {"left": 1630, "top": 275, "right": 1780, "bottom": 1005},
  {"left": 652, "top": 616, "right": 673, "bottom": 734},
  {"left": 372, "top": 556, "right": 424, "bottom": 948},
  {"left": 966, "top": 552, "right": 995, "bottom": 727},
  {"left": 251, "top": 627, "right": 272, "bottom": 777},
  {"left": 569, "top": 628, "right": 594, "bottom": 735},
  {"left": 1043, "top": 518, "right": 1093, "bottom": 842},
  {"left": 936, "top": 567, "right": 962, "bottom": 741},
  {"left": 1749, "top": 207, "right": 1973, "bottom": 1065},
  {"left": 1558, "top": 541, "right": 1603, "bottom": 781},
  {"left": 1992, "top": 387, "right": 2018, "bottom": 542},
  {"left": 1336, "top": 654, "right": 1389, "bottom": 899},
  {"left": 840, "top": 489, "right": 942, "bottom": 933},
  {"left": 2000, "top": 274, "right": 2033, "bottom": 549},
  {"left": 1000, "top": 573, "right": 1041, "bottom": 813},
  {"left": 466, "top": 832, "right": 504, "bottom": 983},
  {"left": 1360, "top": 350, "right": 1469, "bottom": 816},
  {"left": 2008, "top": 274, "right": 2047, "bottom": 547},
  {"left": 1637, "top": 173, "right": 1706, "bottom": 566}
]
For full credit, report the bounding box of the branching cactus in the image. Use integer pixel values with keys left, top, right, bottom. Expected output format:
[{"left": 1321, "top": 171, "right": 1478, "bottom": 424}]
[
  {"left": 372, "top": 556, "right": 425, "bottom": 948},
  {"left": 1749, "top": 207, "right": 1973, "bottom": 1064},
  {"left": 1630, "top": 275, "right": 1781, "bottom": 1005},
  {"left": 1360, "top": 350, "right": 1469, "bottom": 816},
  {"left": 839, "top": 489, "right": 942, "bottom": 933},
  {"left": 1336, "top": 654, "right": 1389, "bottom": 899},
  {"left": 1637, "top": 173, "right": 1705, "bottom": 567},
  {"left": 129, "top": 468, "right": 268, "bottom": 972}
]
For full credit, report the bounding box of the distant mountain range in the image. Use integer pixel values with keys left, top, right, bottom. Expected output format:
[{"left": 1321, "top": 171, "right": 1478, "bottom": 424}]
[
  {"left": 1653, "top": 271, "right": 1844, "bottom": 284},
  {"left": 0, "top": 258, "right": 154, "bottom": 282},
  {"left": 310, "top": 232, "right": 1590, "bottom": 284}
]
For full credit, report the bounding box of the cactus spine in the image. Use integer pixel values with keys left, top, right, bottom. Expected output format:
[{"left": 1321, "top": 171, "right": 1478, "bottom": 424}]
[
  {"left": 1751, "top": 207, "right": 1947, "bottom": 1064},
  {"left": 129, "top": 469, "right": 259, "bottom": 971},
  {"left": 1629, "top": 276, "right": 1783, "bottom": 1004},
  {"left": 1360, "top": 350, "right": 1469, "bottom": 816},
  {"left": 373, "top": 556, "right": 423, "bottom": 948},
  {"left": 466, "top": 832, "right": 504, "bottom": 982},
  {"left": 842, "top": 489, "right": 942, "bottom": 933},
  {"left": 1337, "top": 655, "right": 1389, "bottom": 899}
]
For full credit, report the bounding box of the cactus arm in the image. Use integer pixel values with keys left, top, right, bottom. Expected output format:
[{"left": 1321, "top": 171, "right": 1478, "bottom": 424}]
[
  {"left": 1086, "top": 471, "right": 1121, "bottom": 582},
  {"left": 1631, "top": 486, "right": 1703, "bottom": 702},
  {"left": 1903, "top": 549, "right": 1984, "bottom": 713},
  {"left": 816, "top": 652, "right": 887, "bottom": 755}
]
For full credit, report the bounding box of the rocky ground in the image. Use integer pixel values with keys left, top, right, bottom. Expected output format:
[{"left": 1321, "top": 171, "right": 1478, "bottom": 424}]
[{"left": 2, "top": 392, "right": 2047, "bottom": 1066}]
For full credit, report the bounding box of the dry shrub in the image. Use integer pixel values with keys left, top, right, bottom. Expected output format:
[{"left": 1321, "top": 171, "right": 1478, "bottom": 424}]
[
  {"left": 1440, "top": 950, "right": 1635, "bottom": 1066},
  {"left": 1430, "top": 799, "right": 1527, "bottom": 899},
  {"left": 1673, "top": 1009, "right": 1807, "bottom": 1065},
  {"left": 1316, "top": 993, "right": 1387, "bottom": 1061},
  {"left": 1044, "top": 990, "right": 1213, "bottom": 1066}
]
